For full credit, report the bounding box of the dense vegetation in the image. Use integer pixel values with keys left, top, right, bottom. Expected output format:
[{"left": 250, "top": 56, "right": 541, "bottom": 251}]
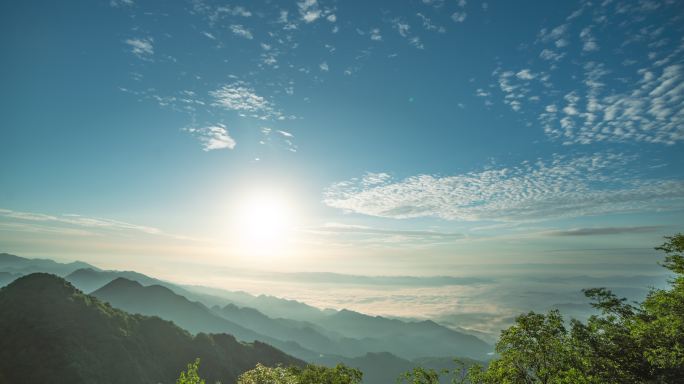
[
  {"left": 175, "top": 359, "right": 363, "bottom": 384},
  {"left": 0, "top": 274, "right": 302, "bottom": 384}
]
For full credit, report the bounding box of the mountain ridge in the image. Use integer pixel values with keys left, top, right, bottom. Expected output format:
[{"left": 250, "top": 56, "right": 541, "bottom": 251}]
[{"left": 0, "top": 273, "right": 303, "bottom": 384}]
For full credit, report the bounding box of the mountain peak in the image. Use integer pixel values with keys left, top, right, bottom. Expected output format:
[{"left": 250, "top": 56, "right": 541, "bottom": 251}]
[
  {"left": 67, "top": 267, "right": 100, "bottom": 277},
  {"left": 99, "top": 277, "right": 144, "bottom": 291},
  {"left": 4, "top": 273, "right": 79, "bottom": 295}
]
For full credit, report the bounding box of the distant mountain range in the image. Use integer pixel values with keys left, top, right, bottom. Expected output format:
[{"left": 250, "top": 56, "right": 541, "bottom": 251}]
[
  {"left": 0, "top": 252, "right": 97, "bottom": 276},
  {"left": 0, "top": 273, "right": 302, "bottom": 384},
  {"left": 0, "top": 253, "right": 492, "bottom": 384}
]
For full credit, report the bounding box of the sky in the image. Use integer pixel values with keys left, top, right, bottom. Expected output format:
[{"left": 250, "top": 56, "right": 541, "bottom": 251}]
[{"left": 1, "top": 0, "right": 683, "bottom": 337}]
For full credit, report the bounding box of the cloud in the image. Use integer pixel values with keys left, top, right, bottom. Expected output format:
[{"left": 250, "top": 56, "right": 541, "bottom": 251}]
[
  {"left": 260, "top": 127, "right": 297, "bottom": 152},
  {"left": 539, "top": 48, "right": 565, "bottom": 62},
  {"left": 319, "top": 61, "right": 329, "bottom": 72},
  {"left": 542, "top": 63, "right": 684, "bottom": 145},
  {"left": 395, "top": 21, "right": 410, "bottom": 37},
  {"left": 222, "top": 6, "right": 251, "bottom": 17},
  {"left": 313, "top": 222, "right": 464, "bottom": 240},
  {"left": 0, "top": 208, "right": 161, "bottom": 235},
  {"left": 491, "top": 1, "right": 684, "bottom": 145},
  {"left": 298, "top": 0, "right": 321, "bottom": 23},
  {"left": 544, "top": 226, "right": 664, "bottom": 237},
  {"left": 370, "top": 28, "right": 382, "bottom": 41},
  {"left": 538, "top": 24, "right": 568, "bottom": 44},
  {"left": 110, "top": 0, "right": 134, "bottom": 7},
  {"left": 210, "top": 82, "right": 280, "bottom": 119},
  {"left": 230, "top": 24, "right": 253, "bottom": 39},
  {"left": 125, "top": 37, "right": 153, "bottom": 59},
  {"left": 267, "top": 270, "right": 490, "bottom": 287},
  {"left": 324, "top": 153, "right": 684, "bottom": 222},
  {"left": 417, "top": 13, "right": 445, "bottom": 33},
  {"left": 580, "top": 27, "right": 599, "bottom": 52},
  {"left": 393, "top": 20, "right": 424, "bottom": 49},
  {"left": 516, "top": 69, "right": 536, "bottom": 80},
  {"left": 184, "top": 124, "right": 236, "bottom": 151},
  {"left": 451, "top": 12, "right": 467, "bottom": 23}
]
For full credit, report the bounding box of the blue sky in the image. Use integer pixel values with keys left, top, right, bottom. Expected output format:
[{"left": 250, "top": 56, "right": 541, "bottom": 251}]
[{"left": 1, "top": 0, "right": 683, "bottom": 336}]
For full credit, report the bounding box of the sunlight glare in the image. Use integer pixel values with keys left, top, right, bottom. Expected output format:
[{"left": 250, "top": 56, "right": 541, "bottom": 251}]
[{"left": 234, "top": 193, "right": 295, "bottom": 258}]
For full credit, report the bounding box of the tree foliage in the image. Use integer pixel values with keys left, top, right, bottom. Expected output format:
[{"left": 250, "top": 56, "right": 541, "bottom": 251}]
[
  {"left": 404, "top": 233, "right": 684, "bottom": 383},
  {"left": 176, "top": 359, "right": 206, "bottom": 384},
  {"left": 235, "top": 363, "right": 362, "bottom": 384}
]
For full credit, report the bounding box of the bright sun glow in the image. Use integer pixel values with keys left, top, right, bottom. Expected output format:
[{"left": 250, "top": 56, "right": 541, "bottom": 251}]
[{"left": 234, "top": 193, "right": 296, "bottom": 258}]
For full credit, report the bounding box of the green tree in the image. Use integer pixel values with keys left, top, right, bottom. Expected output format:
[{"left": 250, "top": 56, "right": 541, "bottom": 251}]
[
  {"left": 176, "top": 359, "right": 206, "bottom": 384},
  {"left": 237, "top": 364, "right": 299, "bottom": 384},
  {"left": 469, "top": 310, "right": 590, "bottom": 384},
  {"left": 296, "top": 364, "right": 363, "bottom": 384},
  {"left": 397, "top": 360, "right": 473, "bottom": 384},
  {"left": 237, "top": 363, "right": 362, "bottom": 384},
  {"left": 397, "top": 366, "right": 443, "bottom": 384},
  {"left": 416, "top": 233, "right": 684, "bottom": 384}
]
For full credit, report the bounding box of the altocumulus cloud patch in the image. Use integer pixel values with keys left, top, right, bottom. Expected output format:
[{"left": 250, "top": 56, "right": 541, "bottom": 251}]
[{"left": 323, "top": 153, "right": 684, "bottom": 222}]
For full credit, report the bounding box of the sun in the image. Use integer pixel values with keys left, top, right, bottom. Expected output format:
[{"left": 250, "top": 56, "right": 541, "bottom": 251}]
[{"left": 234, "top": 193, "right": 295, "bottom": 258}]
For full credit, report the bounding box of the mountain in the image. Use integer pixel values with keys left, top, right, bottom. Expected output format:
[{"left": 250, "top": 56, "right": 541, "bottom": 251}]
[
  {"left": 315, "top": 352, "right": 481, "bottom": 384},
  {"left": 186, "top": 286, "right": 491, "bottom": 359},
  {"left": 91, "top": 277, "right": 318, "bottom": 361},
  {"left": 65, "top": 267, "right": 233, "bottom": 308},
  {"left": 214, "top": 303, "right": 343, "bottom": 354},
  {"left": 3, "top": 254, "right": 492, "bottom": 363},
  {"left": 0, "top": 271, "right": 20, "bottom": 287},
  {"left": 186, "top": 284, "right": 332, "bottom": 321},
  {"left": 313, "top": 309, "right": 492, "bottom": 360},
  {"left": 0, "top": 252, "right": 97, "bottom": 277},
  {"left": 65, "top": 267, "right": 165, "bottom": 293},
  {"left": 0, "top": 273, "right": 303, "bottom": 384}
]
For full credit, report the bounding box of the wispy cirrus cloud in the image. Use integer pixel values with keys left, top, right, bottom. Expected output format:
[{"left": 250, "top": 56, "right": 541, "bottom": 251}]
[
  {"left": 0, "top": 208, "right": 161, "bottom": 235},
  {"left": 324, "top": 153, "right": 684, "bottom": 222},
  {"left": 311, "top": 222, "right": 464, "bottom": 240},
  {"left": 544, "top": 226, "right": 664, "bottom": 237}
]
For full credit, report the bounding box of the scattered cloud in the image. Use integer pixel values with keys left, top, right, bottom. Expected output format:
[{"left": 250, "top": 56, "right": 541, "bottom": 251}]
[
  {"left": 516, "top": 69, "right": 536, "bottom": 80},
  {"left": 125, "top": 37, "right": 153, "bottom": 59},
  {"left": 110, "top": 0, "right": 134, "bottom": 7},
  {"left": 210, "top": 82, "right": 279, "bottom": 119},
  {"left": 487, "top": 1, "right": 684, "bottom": 145},
  {"left": 417, "top": 13, "right": 445, "bottom": 33},
  {"left": 393, "top": 20, "right": 424, "bottom": 49},
  {"left": 298, "top": 0, "right": 321, "bottom": 23},
  {"left": 451, "top": 12, "right": 466, "bottom": 23},
  {"left": 230, "top": 24, "right": 253, "bottom": 39},
  {"left": 580, "top": 27, "right": 599, "bottom": 52},
  {"left": 324, "top": 153, "right": 684, "bottom": 222},
  {"left": 184, "top": 124, "right": 236, "bottom": 151}
]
